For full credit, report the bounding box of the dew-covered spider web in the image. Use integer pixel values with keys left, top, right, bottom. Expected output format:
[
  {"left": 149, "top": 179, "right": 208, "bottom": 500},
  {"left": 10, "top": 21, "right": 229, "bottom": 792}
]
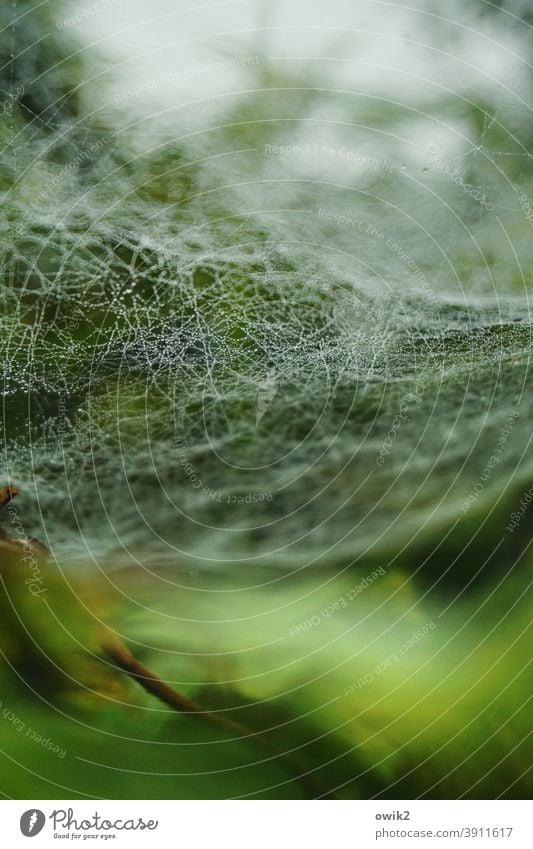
[{"left": 1, "top": 0, "right": 532, "bottom": 574}]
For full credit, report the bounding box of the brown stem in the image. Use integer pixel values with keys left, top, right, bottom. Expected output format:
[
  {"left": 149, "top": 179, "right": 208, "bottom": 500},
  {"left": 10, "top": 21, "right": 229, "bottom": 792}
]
[
  {"left": 0, "top": 485, "right": 19, "bottom": 511},
  {"left": 103, "top": 638, "right": 329, "bottom": 798}
]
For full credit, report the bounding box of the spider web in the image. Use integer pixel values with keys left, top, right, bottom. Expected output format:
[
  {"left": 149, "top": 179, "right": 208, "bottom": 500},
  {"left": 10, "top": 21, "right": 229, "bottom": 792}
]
[{"left": 1, "top": 0, "right": 532, "bottom": 571}]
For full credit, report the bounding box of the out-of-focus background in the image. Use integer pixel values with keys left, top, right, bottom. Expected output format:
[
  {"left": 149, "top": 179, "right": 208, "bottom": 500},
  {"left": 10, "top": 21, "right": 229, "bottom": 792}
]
[{"left": 0, "top": 0, "right": 531, "bottom": 799}]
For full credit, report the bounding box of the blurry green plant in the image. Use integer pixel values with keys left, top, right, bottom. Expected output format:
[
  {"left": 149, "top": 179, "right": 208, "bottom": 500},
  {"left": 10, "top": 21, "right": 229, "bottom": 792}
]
[{"left": 1, "top": 0, "right": 532, "bottom": 800}]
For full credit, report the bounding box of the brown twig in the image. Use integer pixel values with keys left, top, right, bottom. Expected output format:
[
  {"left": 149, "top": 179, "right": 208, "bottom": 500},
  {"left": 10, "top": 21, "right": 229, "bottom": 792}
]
[
  {"left": 103, "top": 638, "right": 329, "bottom": 798},
  {"left": 0, "top": 485, "right": 19, "bottom": 511}
]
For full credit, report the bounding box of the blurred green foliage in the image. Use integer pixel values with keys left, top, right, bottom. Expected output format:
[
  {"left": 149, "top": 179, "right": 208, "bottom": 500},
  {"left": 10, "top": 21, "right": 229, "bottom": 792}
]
[{"left": 1, "top": 0, "right": 532, "bottom": 800}]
